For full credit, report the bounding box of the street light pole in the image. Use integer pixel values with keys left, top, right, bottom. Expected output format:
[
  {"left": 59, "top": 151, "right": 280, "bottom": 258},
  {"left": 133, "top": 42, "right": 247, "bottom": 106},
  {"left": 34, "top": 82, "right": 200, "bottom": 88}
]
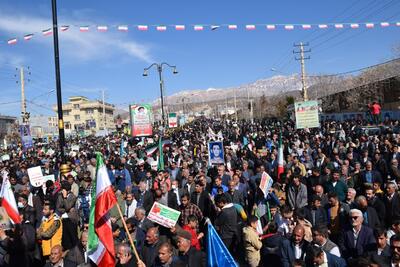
[
  {"left": 143, "top": 63, "right": 178, "bottom": 128},
  {"left": 51, "top": 0, "right": 67, "bottom": 166},
  {"left": 157, "top": 65, "right": 166, "bottom": 128}
]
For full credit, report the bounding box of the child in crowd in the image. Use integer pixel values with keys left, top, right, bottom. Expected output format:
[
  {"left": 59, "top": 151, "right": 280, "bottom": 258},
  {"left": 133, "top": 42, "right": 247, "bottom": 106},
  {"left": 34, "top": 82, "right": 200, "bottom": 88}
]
[{"left": 182, "top": 214, "right": 204, "bottom": 250}]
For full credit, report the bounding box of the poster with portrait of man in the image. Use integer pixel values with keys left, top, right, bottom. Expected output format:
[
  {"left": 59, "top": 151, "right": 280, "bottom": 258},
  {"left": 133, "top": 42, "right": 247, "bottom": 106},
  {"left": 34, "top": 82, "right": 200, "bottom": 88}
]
[
  {"left": 208, "top": 141, "right": 225, "bottom": 166},
  {"left": 130, "top": 104, "right": 153, "bottom": 137}
]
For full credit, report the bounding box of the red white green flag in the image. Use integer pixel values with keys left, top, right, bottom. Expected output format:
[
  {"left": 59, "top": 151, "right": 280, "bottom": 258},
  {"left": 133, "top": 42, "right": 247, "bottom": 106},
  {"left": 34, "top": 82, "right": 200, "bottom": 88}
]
[
  {"left": 88, "top": 153, "right": 117, "bottom": 267},
  {"left": 138, "top": 25, "right": 148, "bottom": 31},
  {"left": 97, "top": 25, "right": 108, "bottom": 32},
  {"left": 228, "top": 24, "right": 237, "bottom": 30},
  {"left": 118, "top": 25, "right": 128, "bottom": 32},
  {"left": 277, "top": 133, "right": 284, "bottom": 182},
  {"left": 366, "top": 23, "right": 374, "bottom": 29},
  {"left": 24, "top": 34, "right": 34, "bottom": 41},
  {"left": 60, "top": 25, "right": 69, "bottom": 32},
  {"left": 7, "top": 38, "right": 17, "bottom": 45},
  {"left": 0, "top": 171, "right": 21, "bottom": 224},
  {"left": 175, "top": 25, "right": 185, "bottom": 31},
  {"left": 42, "top": 28, "right": 53, "bottom": 36},
  {"left": 80, "top": 26, "right": 89, "bottom": 32},
  {"left": 246, "top": 24, "right": 256, "bottom": 30},
  {"left": 284, "top": 25, "right": 294, "bottom": 30},
  {"left": 194, "top": 25, "right": 204, "bottom": 31},
  {"left": 302, "top": 24, "right": 312, "bottom": 30},
  {"left": 156, "top": 25, "right": 167, "bottom": 31}
]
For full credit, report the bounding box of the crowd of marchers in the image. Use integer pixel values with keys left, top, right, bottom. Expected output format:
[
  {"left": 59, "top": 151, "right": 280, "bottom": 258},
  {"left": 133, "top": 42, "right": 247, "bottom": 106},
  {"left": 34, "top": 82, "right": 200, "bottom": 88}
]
[{"left": 1, "top": 116, "right": 400, "bottom": 267}]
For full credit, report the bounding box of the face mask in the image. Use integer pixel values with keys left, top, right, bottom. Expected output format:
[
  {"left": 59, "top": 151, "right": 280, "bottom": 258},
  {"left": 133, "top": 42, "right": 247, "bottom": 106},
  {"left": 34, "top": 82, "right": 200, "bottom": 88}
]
[{"left": 17, "top": 202, "right": 24, "bottom": 208}]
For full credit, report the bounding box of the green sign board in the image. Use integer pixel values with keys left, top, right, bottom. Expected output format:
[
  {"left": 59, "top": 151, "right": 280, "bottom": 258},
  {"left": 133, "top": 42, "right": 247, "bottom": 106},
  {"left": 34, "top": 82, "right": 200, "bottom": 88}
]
[{"left": 294, "top": 100, "right": 320, "bottom": 129}]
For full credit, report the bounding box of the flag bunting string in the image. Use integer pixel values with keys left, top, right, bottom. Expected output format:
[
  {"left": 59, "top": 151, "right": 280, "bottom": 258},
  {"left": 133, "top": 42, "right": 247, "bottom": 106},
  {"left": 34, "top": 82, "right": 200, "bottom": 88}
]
[{"left": 3, "top": 21, "right": 400, "bottom": 46}]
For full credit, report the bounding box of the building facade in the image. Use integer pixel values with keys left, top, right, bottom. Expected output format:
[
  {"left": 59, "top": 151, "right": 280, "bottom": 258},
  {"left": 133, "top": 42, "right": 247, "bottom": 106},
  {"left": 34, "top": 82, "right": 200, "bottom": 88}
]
[
  {"left": 54, "top": 96, "right": 115, "bottom": 135},
  {"left": 0, "top": 115, "right": 18, "bottom": 146},
  {"left": 29, "top": 115, "right": 58, "bottom": 138}
]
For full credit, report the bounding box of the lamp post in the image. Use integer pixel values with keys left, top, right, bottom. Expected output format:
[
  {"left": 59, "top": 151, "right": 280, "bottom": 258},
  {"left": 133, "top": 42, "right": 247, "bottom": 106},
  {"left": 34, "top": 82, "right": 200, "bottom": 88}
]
[
  {"left": 51, "top": 0, "right": 70, "bottom": 176},
  {"left": 143, "top": 63, "right": 178, "bottom": 128}
]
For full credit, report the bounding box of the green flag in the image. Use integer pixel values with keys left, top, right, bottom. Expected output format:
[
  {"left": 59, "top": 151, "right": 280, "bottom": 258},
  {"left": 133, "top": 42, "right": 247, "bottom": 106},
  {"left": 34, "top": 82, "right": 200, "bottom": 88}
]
[
  {"left": 87, "top": 154, "right": 100, "bottom": 252},
  {"left": 158, "top": 136, "right": 164, "bottom": 171}
]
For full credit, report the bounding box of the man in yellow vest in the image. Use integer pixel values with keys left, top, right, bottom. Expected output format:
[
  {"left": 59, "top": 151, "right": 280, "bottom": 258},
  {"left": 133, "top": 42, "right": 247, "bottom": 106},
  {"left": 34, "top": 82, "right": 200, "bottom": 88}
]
[{"left": 37, "top": 202, "right": 63, "bottom": 258}]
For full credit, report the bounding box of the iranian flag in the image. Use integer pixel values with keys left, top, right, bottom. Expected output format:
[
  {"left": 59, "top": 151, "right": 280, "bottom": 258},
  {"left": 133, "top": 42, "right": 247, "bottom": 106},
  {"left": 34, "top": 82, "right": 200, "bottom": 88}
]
[
  {"left": 156, "top": 25, "right": 167, "bottom": 31},
  {"left": 24, "top": 34, "right": 34, "bottom": 41},
  {"left": 366, "top": 23, "right": 375, "bottom": 29},
  {"left": 175, "top": 25, "right": 185, "bottom": 31},
  {"left": 246, "top": 24, "right": 256, "bottom": 30},
  {"left": 42, "top": 28, "right": 53, "bottom": 36},
  {"left": 88, "top": 153, "right": 117, "bottom": 267},
  {"left": 318, "top": 24, "right": 328, "bottom": 29},
  {"left": 138, "top": 25, "right": 148, "bottom": 31},
  {"left": 7, "top": 38, "right": 17, "bottom": 45},
  {"left": 80, "top": 26, "right": 89, "bottom": 32},
  {"left": 350, "top": 23, "right": 359, "bottom": 29},
  {"left": 194, "top": 25, "right": 204, "bottom": 31},
  {"left": 97, "top": 25, "right": 108, "bottom": 32},
  {"left": 284, "top": 25, "right": 294, "bottom": 30},
  {"left": 0, "top": 172, "right": 21, "bottom": 224},
  {"left": 381, "top": 22, "right": 390, "bottom": 27},
  {"left": 334, "top": 24, "right": 344, "bottom": 29},
  {"left": 266, "top": 24, "right": 276, "bottom": 30},
  {"left": 396, "top": 22, "right": 400, "bottom": 27},
  {"left": 60, "top": 25, "right": 70, "bottom": 32},
  {"left": 277, "top": 133, "right": 284, "bottom": 182},
  {"left": 118, "top": 25, "right": 129, "bottom": 32},
  {"left": 228, "top": 24, "right": 237, "bottom": 30},
  {"left": 302, "top": 24, "right": 312, "bottom": 30}
]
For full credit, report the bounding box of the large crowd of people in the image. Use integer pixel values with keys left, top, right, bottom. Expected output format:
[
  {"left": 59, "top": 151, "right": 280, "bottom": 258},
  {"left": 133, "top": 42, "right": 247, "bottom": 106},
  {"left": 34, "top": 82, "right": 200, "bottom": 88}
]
[{"left": 0, "top": 116, "right": 400, "bottom": 267}]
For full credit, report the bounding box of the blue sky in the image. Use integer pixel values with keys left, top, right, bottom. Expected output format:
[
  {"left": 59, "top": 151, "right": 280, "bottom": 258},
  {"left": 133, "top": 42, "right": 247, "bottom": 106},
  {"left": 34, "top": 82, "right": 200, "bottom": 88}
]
[{"left": 0, "top": 0, "right": 399, "bottom": 117}]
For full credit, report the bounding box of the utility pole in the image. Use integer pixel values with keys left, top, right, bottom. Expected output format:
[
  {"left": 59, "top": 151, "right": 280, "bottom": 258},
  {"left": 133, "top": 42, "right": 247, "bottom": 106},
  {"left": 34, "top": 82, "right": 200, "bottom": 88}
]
[
  {"left": 294, "top": 42, "right": 310, "bottom": 101},
  {"left": 20, "top": 67, "right": 28, "bottom": 124},
  {"left": 102, "top": 89, "right": 106, "bottom": 132},
  {"left": 234, "top": 89, "right": 238, "bottom": 121}
]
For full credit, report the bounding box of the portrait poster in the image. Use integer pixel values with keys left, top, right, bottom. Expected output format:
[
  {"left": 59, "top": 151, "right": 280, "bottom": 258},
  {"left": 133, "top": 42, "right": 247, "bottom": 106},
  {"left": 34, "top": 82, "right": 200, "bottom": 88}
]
[
  {"left": 208, "top": 141, "right": 225, "bottom": 166},
  {"left": 130, "top": 104, "right": 153, "bottom": 137},
  {"left": 19, "top": 124, "right": 33, "bottom": 149}
]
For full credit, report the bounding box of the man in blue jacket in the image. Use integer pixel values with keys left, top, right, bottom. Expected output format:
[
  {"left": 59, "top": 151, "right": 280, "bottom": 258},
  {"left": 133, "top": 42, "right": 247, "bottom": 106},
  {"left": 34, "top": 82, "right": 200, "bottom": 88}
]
[{"left": 308, "top": 246, "right": 347, "bottom": 267}]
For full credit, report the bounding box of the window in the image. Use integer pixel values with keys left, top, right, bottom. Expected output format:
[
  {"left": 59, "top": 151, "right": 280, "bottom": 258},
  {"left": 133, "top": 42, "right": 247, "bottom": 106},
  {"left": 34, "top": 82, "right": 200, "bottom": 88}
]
[
  {"left": 74, "top": 115, "right": 80, "bottom": 121},
  {"left": 63, "top": 111, "right": 70, "bottom": 116},
  {"left": 73, "top": 104, "right": 80, "bottom": 109},
  {"left": 86, "top": 109, "right": 93, "bottom": 114}
]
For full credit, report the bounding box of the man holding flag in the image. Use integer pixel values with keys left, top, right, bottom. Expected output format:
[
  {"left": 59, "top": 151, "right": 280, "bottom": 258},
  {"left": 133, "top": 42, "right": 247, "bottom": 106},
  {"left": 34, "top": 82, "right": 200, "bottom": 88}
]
[{"left": 0, "top": 171, "right": 21, "bottom": 225}]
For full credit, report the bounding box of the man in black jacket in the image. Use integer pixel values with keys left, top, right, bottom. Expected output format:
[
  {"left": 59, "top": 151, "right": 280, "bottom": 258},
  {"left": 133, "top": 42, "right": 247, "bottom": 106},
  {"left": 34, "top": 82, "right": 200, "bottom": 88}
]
[
  {"left": 304, "top": 195, "right": 327, "bottom": 227},
  {"left": 356, "top": 195, "right": 381, "bottom": 229},
  {"left": 190, "top": 181, "right": 212, "bottom": 218},
  {"left": 214, "top": 194, "right": 238, "bottom": 254},
  {"left": 366, "top": 186, "right": 386, "bottom": 224},
  {"left": 384, "top": 182, "right": 400, "bottom": 228}
]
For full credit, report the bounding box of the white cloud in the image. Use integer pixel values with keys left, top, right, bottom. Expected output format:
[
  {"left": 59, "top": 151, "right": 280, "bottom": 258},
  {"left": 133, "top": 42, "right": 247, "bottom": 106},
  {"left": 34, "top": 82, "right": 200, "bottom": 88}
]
[{"left": 0, "top": 12, "right": 153, "bottom": 63}]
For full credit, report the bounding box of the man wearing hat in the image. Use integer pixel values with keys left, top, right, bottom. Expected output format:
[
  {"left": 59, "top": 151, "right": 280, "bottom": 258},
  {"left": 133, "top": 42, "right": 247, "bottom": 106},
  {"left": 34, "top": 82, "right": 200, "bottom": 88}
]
[{"left": 176, "top": 230, "right": 206, "bottom": 267}]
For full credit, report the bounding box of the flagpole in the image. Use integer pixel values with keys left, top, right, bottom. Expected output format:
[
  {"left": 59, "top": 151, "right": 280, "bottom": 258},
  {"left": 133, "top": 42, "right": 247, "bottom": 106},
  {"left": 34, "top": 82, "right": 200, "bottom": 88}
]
[{"left": 115, "top": 202, "right": 141, "bottom": 262}]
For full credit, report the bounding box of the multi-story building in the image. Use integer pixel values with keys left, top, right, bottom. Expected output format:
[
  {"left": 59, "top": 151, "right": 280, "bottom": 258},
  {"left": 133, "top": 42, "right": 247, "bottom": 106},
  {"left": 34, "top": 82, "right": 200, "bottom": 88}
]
[
  {"left": 54, "top": 96, "right": 114, "bottom": 135},
  {"left": 0, "top": 115, "right": 17, "bottom": 146},
  {"left": 29, "top": 115, "right": 58, "bottom": 138}
]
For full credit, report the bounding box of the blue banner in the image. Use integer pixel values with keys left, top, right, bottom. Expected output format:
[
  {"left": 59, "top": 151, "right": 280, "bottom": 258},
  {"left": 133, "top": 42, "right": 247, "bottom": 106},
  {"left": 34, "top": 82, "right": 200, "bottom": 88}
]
[{"left": 207, "top": 223, "right": 237, "bottom": 267}]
